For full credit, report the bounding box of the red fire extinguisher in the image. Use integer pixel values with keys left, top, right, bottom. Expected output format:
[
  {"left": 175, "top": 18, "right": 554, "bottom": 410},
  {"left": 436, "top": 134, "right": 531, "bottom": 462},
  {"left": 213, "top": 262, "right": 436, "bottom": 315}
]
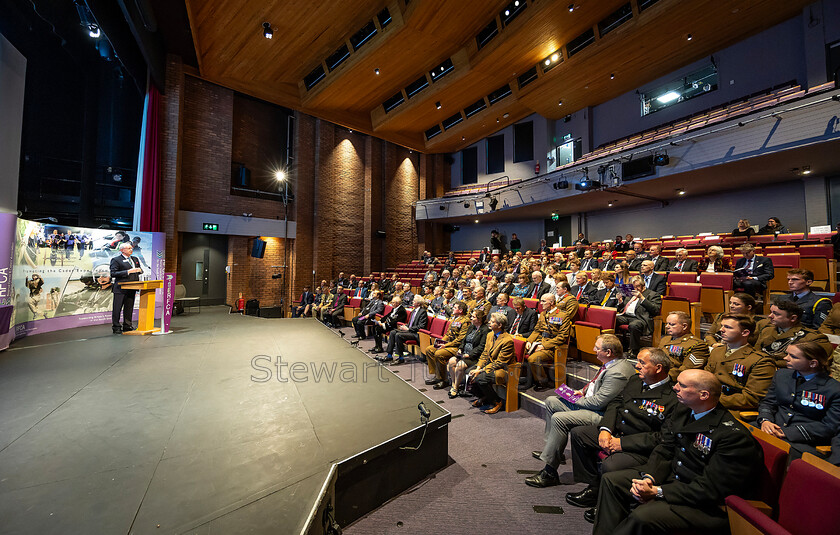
[{"left": 535, "top": 162, "right": 540, "bottom": 175}]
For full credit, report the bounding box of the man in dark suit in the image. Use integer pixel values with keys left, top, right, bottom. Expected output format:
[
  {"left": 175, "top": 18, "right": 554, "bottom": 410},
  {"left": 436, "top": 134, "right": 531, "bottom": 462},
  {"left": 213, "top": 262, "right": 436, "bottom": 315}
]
[
  {"left": 292, "top": 286, "right": 315, "bottom": 317},
  {"left": 371, "top": 297, "right": 407, "bottom": 354},
  {"left": 614, "top": 276, "right": 662, "bottom": 358},
  {"left": 639, "top": 261, "right": 666, "bottom": 296},
  {"left": 526, "top": 271, "right": 551, "bottom": 300},
  {"left": 668, "top": 248, "right": 699, "bottom": 273},
  {"left": 571, "top": 272, "right": 598, "bottom": 305},
  {"left": 109, "top": 242, "right": 143, "bottom": 334},
  {"left": 592, "top": 370, "right": 761, "bottom": 533},
  {"left": 594, "top": 277, "right": 620, "bottom": 308},
  {"left": 322, "top": 285, "right": 348, "bottom": 328},
  {"left": 526, "top": 334, "right": 636, "bottom": 488},
  {"left": 625, "top": 250, "right": 643, "bottom": 272},
  {"left": 599, "top": 256, "right": 618, "bottom": 272},
  {"left": 352, "top": 290, "right": 385, "bottom": 339},
  {"left": 538, "top": 239, "right": 552, "bottom": 255},
  {"left": 647, "top": 245, "right": 670, "bottom": 272},
  {"left": 580, "top": 250, "right": 600, "bottom": 271},
  {"left": 733, "top": 243, "right": 774, "bottom": 297},
  {"left": 508, "top": 297, "right": 537, "bottom": 338},
  {"left": 382, "top": 295, "right": 429, "bottom": 364},
  {"left": 566, "top": 347, "right": 679, "bottom": 514}
]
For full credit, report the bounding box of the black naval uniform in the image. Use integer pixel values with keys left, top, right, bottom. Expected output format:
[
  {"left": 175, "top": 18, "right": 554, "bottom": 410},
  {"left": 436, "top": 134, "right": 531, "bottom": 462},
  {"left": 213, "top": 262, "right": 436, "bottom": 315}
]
[
  {"left": 593, "top": 405, "right": 761, "bottom": 535},
  {"left": 570, "top": 375, "right": 679, "bottom": 490},
  {"left": 757, "top": 369, "right": 840, "bottom": 458}
]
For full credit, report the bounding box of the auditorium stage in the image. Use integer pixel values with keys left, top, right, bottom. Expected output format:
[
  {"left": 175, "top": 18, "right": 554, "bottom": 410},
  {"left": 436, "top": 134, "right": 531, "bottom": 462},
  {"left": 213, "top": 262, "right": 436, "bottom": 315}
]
[{"left": 0, "top": 308, "right": 449, "bottom": 534}]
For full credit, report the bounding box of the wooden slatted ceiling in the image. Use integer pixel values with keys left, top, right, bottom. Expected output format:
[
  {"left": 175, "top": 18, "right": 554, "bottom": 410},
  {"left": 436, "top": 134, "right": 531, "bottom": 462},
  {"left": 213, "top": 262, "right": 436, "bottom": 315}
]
[{"left": 185, "top": 0, "right": 814, "bottom": 154}]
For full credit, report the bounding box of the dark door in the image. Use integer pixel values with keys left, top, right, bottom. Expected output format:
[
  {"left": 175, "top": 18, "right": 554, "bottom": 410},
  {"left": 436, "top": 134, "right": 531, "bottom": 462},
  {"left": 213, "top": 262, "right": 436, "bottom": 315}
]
[
  {"left": 544, "top": 216, "right": 572, "bottom": 248},
  {"left": 180, "top": 233, "right": 228, "bottom": 305}
]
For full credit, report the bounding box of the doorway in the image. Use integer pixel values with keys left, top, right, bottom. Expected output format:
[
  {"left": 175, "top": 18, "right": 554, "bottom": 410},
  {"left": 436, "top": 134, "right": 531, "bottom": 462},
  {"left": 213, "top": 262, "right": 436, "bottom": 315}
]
[
  {"left": 180, "top": 233, "right": 228, "bottom": 305},
  {"left": 544, "top": 216, "right": 572, "bottom": 248}
]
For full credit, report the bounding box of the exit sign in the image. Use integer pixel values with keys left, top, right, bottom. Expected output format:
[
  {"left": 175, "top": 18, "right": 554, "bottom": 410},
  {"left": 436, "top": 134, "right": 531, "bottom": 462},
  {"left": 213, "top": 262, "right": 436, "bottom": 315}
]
[{"left": 203, "top": 223, "right": 218, "bottom": 231}]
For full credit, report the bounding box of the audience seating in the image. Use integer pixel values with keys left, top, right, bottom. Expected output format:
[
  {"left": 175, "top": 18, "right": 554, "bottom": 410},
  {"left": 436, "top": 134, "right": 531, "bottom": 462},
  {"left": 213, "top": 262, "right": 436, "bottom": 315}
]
[
  {"left": 573, "top": 305, "right": 616, "bottom": 365},
  {"left": 344, "top": 297, "right": 363, "bottom": 323},
  {"left": 418, "top": 316, "right": 448, "bottom": 355},
  {"left": 698, "top": 273, "right": 734, "bottom": 318}
]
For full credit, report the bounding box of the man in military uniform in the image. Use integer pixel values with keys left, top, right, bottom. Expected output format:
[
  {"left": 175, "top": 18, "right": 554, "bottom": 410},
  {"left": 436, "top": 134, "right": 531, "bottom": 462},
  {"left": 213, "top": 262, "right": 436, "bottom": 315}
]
[
  {"left": 312, "top": 285, "right": 334, "bottom": 322},
  {"left": 555, "top": 281, "right": 580, "bottom": 320},
  {"left": 755, "top": 300, "right": 832, "bottom": 368},
  {"left": 658, "top": 311, "right": 710, "bottom": 381},
  {"left": 424, "top": 301, "right": 470, "bottom": 388},
  {"left": 704, "top": 314, "right": 776, "bottom": 412},
  {"left": 468, "top": 312, "right": 516, "bottom": 414},
  {"left": 818, "top": 301, "right": 840, "bottom": 381},
  {"left": 471, "top": 286, "right": 492, "bottom": 318},
  {"left": 592, "top": 370, "right": 761, "bottom": 533},
  {"left": 526, "top": 293, "right": 573, "bottom": 390},
  {"left": 566, "top": 348, "right": 679, "bottom": 517},
  {"left": 775, "top": 268, "right": 832, "bottom": 329}
]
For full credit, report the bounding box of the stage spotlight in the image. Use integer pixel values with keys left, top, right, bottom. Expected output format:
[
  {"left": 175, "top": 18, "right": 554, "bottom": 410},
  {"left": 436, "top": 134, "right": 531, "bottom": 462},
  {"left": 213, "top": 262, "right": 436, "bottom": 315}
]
[
  {"left": 553, "top": 180, "right": 569, "bottom": 190},
  {"left": 653, "top": 154, "right": 670, "bottom": 166},
  {"left": 262, "top": 22, "right": 273, "bottom": 39},
  {"left": 575, "top": 180, "right": 602, "bottom": 192},
  {"left": 88, "top": 24, "right": 100, "bottom": 38},
  {"left": 568, "top": 4, "right": 575, "bottom": 12},
  {"left": 275, "top": 170, "right": 286, "bottom": 181},
  {"left": 464, "top": 202, "right": 470, "bottom": 208},
  {"left": 489, "top": 197, "right": 499, "bottom": 211}
]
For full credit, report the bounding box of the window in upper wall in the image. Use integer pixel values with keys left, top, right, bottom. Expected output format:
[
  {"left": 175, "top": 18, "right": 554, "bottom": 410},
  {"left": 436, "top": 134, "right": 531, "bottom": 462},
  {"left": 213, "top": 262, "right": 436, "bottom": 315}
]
[
  {"left": 641, "top": 64, "right": 718, "bottom": 115},
  {"left": 513, "top": 121, "right": 534, "bottom": 163},
  {"left": 462, "top": 147, "right": 478, "bottom": 184},
  {"left": 486, "top": 135, "right": 505, "bottom": 174}
]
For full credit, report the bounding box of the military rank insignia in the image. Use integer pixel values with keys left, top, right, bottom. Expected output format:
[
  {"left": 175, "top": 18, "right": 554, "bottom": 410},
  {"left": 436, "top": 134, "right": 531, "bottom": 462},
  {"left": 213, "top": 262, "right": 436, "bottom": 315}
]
[
  {"left": 694, "top": 433, "right": 713, "bottom": 454},
  {"left": 801, "top": 391, "right": 825, "bottom": 410},
  {"left": 688, "top": 354, "right": 703, "bottom": 366}
]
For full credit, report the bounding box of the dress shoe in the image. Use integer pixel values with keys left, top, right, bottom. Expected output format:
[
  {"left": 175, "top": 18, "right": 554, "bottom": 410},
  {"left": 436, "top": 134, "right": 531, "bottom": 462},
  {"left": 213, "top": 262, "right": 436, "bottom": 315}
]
[
  {"left": 448, "top": 389, "right": 458, "bottom": 399},
  {"left": 112, "top": 327, "right": 122, "bottom": 334},
  {"left": 533, "top": 383, "right": 553, "bottom": 392},
  {"left": 471, "top": 398, "right": 487, "bottom": 407},
  {"left": 482, "top": 400, "right": 504, "bottom": 414},
  {"left": 583, "top": 508, "right": 597, "bottom": 524},
  {"left": 566, "top": 486, "right": 598, "bottom": 508},
  {"left": 122, "top": 324, "right": 134, "bottom": 332},
  {"left": 377, "top": 355, "right": 393, "bottom": 362},
  {"left": 424, "top": 377, "right": 439, "bottom": 385},
  {"left": 532, "top": 450, "right": 542, "bottom": 460},
  {"left": 433, "top": 381, "right": 449, "bottom": 390},
  {"left": 390, "top": 358, "right": 405, "bottom": 366},
  {"left": 525, "top": 470, "right": 559, "bottom": 488},
  {"left": 369, "top": 347, "right": 384, "bottom": 354}
]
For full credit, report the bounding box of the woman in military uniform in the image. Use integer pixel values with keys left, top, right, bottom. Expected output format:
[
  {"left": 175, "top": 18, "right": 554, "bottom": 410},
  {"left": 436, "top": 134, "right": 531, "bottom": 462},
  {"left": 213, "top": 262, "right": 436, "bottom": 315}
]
[{"left": 704, "top": 293, "right": 766, "bottom": 347}]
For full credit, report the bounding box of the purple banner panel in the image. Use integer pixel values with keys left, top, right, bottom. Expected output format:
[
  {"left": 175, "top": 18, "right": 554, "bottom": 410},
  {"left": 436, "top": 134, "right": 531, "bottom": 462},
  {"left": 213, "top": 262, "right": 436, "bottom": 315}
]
[
  {"left": 162, "top": 272, "right": 175, "bottom": 334},
  {"left": 0, "top": 213, "right": 17, "bottom": 350}
]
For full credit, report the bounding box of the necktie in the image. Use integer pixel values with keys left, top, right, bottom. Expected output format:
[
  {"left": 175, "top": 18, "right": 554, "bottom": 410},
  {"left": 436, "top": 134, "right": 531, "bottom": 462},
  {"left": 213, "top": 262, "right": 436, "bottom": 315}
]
[
  {"left": 622, "top": 296, "right": 636, "bottom": 314},
  {"left": 795, "top": 374, "right": 805, "bottom": 389},
  {"left": 532, "top": 284, "right": 539, "bottom": 298},
  {"left": 512, "top": 314, "right": 521, "bottom": 333},
  {"left": 645, "top": 275, "right": 651, "bottom": 288},
  {"left": 677, "top": 261, "right": 684, "bottom": 271},
  {"left": 601, "top": 291, "right": 610, "bottom": 306},
  {"left": 576, "top": 288, "right": 583, "bottom": 300},
  {"left": 583, "top": 366, "right": 606, "bottom": 390},
  {"left": 792, "top": 294, "right": 799, "bottom": 302}
]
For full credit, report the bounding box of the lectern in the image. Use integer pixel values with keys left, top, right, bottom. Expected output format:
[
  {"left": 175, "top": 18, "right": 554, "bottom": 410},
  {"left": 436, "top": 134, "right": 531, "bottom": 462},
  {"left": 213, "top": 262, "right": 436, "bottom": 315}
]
[{"left": 119, "top": 280, "right": 164, "bottom": 335}]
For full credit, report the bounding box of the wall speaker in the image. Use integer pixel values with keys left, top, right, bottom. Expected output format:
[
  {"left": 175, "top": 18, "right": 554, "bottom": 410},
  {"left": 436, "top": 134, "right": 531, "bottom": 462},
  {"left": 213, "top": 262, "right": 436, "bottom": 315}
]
[{"left": 251, "top": 238, "right": 266, "bottom": 258}]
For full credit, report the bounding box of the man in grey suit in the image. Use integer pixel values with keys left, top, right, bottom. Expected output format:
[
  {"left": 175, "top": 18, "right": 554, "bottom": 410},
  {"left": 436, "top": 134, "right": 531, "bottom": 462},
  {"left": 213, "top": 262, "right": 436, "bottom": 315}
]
[
  {"left": 525, "top": 334, "right": 636, "bottom": 487},
  {"left": 668, "top": 248, "right": 699, "bottom": 273}
]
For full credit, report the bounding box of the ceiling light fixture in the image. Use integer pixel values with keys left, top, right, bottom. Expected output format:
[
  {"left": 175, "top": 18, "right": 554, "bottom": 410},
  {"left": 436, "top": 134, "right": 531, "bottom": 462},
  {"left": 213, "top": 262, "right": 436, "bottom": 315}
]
[
  {"left": 686, "top": 34, "right": 693, "bottom": 41},
  {"left": 801, "top": 165, "right": 812, "bottom": 175},
  {"left": 88, "top": 24, "right": 100, "bottom": 38},
  {"left": 475, "top": 219, "right": 479, "bottom": 223},
  {"left": 568, "top": 4, "right": 575, "bottom": 12},
  {"left": 374, "top": 68, "right": 380, "bottom": 75},
  {"left": 677, "top": 189, "right": 686, "bottom": 195},
  {"left": 656, "top": 91, "right": 681, "bottom": 104},
  {"left": 610, "top": 73, "right": 615, "bottom": 80},
  {"left": 262, "top": 22, "right": 273, "bottom": 39},
  {"left": 558, "top": 100, "right": 562, "bottom": 106}
]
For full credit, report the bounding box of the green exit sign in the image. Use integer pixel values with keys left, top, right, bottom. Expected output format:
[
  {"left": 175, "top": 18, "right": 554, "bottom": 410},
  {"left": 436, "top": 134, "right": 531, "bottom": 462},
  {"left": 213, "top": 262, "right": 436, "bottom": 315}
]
[
  {"left": 551, "top": 213, "right": 559, "bottom": 221},
  {"left": 203, "top": 223, "right": 219, "bottom": 231}
]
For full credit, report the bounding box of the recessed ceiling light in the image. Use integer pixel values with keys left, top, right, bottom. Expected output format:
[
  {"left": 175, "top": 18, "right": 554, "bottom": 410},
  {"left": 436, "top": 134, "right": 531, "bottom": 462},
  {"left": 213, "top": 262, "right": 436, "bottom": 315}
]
[
  {"left": 505, "top": 9, "right": 510, "bottom": 16},
  {"left": 503, "top": 113, "right": 509, "bottom": 118},
  {"left": 687, "top": 34, "right": 693, "bottom": 41},
  {"left": 475, "top": 219, "right": 479, "bottom": 223},
  {"left": 558, "top": 100, "right": 563, "bottom": 106},
  {"left": 435, "top": 101, "right": 441, "bottom": 110},
  {"left": 551, "top": 53, "right": 560, "bottom": 62},
  {"left": 802, "top": 166, "right": 811, "bottom": 175},
  {"left": 610, "top": 73, "right": 615, "bottom": 80},
  {"left": 374, "top": 68, "right": 379, "bottom": 75},
  {"left": 544, "top": 59, "right": 551, "bottom": 66},
  {"left": 677, "top": 189, "right": 686, "bottom": 195},
  {"left": 568, "top": 4, "right": 575, "bottom": 12}
]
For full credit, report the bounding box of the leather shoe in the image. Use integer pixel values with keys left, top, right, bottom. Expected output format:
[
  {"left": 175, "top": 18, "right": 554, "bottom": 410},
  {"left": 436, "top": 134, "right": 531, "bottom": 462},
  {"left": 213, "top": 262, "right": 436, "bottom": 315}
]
[
  {"left": 482, "top": 401, "right": 504, "bottom": 414},
  {"left": 112, "top": 327, "right": 122, "bottom": 334},
  {"left": 447, "top": 389, "right": 458, "bottom": 399},
  {"left": 424, "top": 377, "right": 439, "bottom": 385},
  {"left": 583, "top": 508, "right": 597, "bottom": 524},
  {"left": 533, "top": 383, "right": 553, "bottom": 392},
  {"left": 370, "top": 347, "right": 384, "bottom": 354},
  {"left": 390, "top": 358, "right": 405, "bottom": 366},
  {"left": 471, "top": 398, "right": 486, "bottom": 407},
  {"left": 433, "top": 381, "right": 449, "bottom": 390},
  {"left": 122, "top": 324, "right": 134, "bottom": 332},
  {"left": 525, "top": 470, "right": 559, "bottom": 488},
  {"left": 532, "top": 450, "right": 542, "bottom": 460},
  {"left": 566, "top": 486, "right": 598, "bottom": 508}
]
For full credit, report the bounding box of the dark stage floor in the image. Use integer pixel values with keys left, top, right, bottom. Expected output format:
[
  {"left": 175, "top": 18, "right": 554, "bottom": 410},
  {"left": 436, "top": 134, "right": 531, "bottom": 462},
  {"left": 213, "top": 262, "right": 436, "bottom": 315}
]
[{"left": 0, "top": 309, "right": 447, "bottom": 534}]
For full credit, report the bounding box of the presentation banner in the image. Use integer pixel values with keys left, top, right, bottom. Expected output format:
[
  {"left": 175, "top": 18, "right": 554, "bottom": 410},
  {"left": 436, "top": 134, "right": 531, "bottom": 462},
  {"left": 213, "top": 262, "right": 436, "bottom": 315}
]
[
  {"left": 0, "top": 213, "right": 16, "bottom": 350},
  {"left": 11, "top": 219, "right": 166, "bottom": 339}
]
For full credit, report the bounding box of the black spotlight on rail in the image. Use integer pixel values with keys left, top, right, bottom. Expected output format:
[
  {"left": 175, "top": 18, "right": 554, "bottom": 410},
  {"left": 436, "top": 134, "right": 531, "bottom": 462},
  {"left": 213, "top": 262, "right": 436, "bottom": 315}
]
[
  {"left": 653, "top": 153, "right": 670, "bottom": 166},
  {"left": 489, "top": 197, "right": 499, "bottom": 211},
  {"left": 553, "top": 179, "right": 569, "bottom": 190}
]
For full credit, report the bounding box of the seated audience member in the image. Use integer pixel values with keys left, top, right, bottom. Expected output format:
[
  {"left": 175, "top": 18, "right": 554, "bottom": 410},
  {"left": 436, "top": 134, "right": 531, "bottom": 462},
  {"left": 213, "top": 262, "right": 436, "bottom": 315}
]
[
  {"left": 614, "top": 275, "right": 662, "bottom": 358},
  {"left": 818, "top": 301, "right": 840, "bottom": 381},
  {"left": 380, "top": 296, "right": 429, "bottom": 364},
  {"left": 594, "top": 275, "right": 619, "bottom": 307},
  {"left": 592, "top": 370, "right": 761, "bottom": 533},
  {"left": 580, "top": 249, "right": 599, "bottom": 271},
  {"left": 757, "top": 341, "right": 840, "bottom": 460},
  {"left": 508, "top": 297, "right": 538, "bottom": 338},
  {"left": 313, "top": 286, "right": 334, "bottom": 322},
  {"left": 424, "top": 301, "right": 470, "bottom": 388},
  {"left": 352, "top": 290, "right": 385, "bottom": 339},
  {"left": 527, "top": 270, "right": 551, "bottom": 300},
  {"left": 599, "top": 253, "right": 618, "bottom": 272},
  {"left": 573, "top": 233, "right": 590, "bottom": 255},
  {"left": 659, "top": 311, "right": 710, "bottom": 381},
  {"left": 668, "top": 248, "right": 698, "bottom": 273},
  {"left": 615, "top": 234, "right": 634, "bottom": 252},
  {"left": 624, "top": 250, "right": 643, "bottom": 272},
  {"left": 526, "top": 293, "right": 573, "bottom": 391},
  {"left": 439, "top": 269, "right": 452, "bottom": 285},
  {"left": 335, "top": 271, "right": 349, "bottom": 288},
  {"left": 322, "top": 285, "right": 348, "bottom": 328},
  {"left": 775, "top": 268, "right": 832, "bottom": 330},
  {"left": 538, "top": 239, "right": 552, "bottom": 255},
  {"left": 468, "top": 312, "right": 515, "bottom": 414},
  {"left": 544, "top": 265, "right": 558, "bottom": 290},
  {"left": 705, "top": 293, "right": 766, "bottom": 347},
  {"left": 571, "top": 272, "right": 598, "bottom": 305},
  {"left": 526, "top": 334, "right": 635, "bottom": 488},
  {"left": 510, "top": 273, "right": 531, "bottom": 298},
  {"left": 553, "top": 251, "right": 567, "bottom": 270},
  {"left": 555, "top": 280, "right": 580, "bottom": 319},
  {"left": 400, "top": 283, "right": 415, "bottom": 307},
  {"left": 566, "top": 348, "right": 679, "bottom": 513},
  {"left": 489, "top": 292, "right": 512, "bottom": 317},
  {"left": 371, "top": 297, "right": 406, "bottom": 353},
  {"left": 638, "top": 260, "right": 666, "bottom": 296},
  {"left": 704, "top": 314, "right": 775, "bottom": 412},
  {"left": 646, "top": 245, "right": 669, "bottom": 272},
  {"left": 698, "top": 245, "right": 730, "bottom": 273},
  {"left": 448, "top": 310, "right": 491, "bottom": 398},
  {"left": 731, "top": 218, "right": 755, "bottom": 237},
  {"left": 485, "top": 280, "right": 500, "bottom": 306},
  {"left": 733, "top": 243, "right": 774, "bottom": 297},
  {"left": 472, "top": 286, "right": 492, "bottom": 318},
  {"left": 346, "top": 274, "right": 358, "bottom": 289},
  {"left": 460, "top": 286, "right": 476, "bottom": 313},
  {"left": 350, "top": 279, "right": 368, "bottom": 298},
  {"left": 632, "top": 241, "right": 647, "bottom": 260},
  {"left": 755, "top": 299, "right": 832, "bottom": 368},
  {"left": 443, "top": 253, "right": 456, "bottom": 270},
  {"left": 589, "top": 268, "right": 606, "bottom": 290},
  {"left": 440, "top": 287, "right": 457, "bottom": 317},
  {"left": 613, "top": 263, "right": 629, "bottom": 286},
  {"left": 509, "top": 233, "right": 522, "bottom": 253},
  {"left": 758, "top": 216, "right": 788, "bottom": 235},
  {"left": 292, "top": 285, "right": 315, "bottom": 317},
  {"left": 428, "top": 286, "right": 444, "bottom": 315}
]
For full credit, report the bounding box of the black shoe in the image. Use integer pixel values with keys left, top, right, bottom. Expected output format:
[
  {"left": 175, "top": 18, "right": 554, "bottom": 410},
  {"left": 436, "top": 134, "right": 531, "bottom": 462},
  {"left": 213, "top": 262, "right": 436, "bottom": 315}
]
[
  {"left": 525, "top": 469, "right": 559, "bottom": 488},
  {"left": 112, "top": 327, "right": 122, "bottom": 334},
  {"left": 377, "top": 355, "right": 393, "bottom": 362},
  {"left": 532, "top": 450, "right": 542, "bottom": 460},
  {"left": 424, "top": 377, "right": 438, "bottom": 385},
  {"left": 566, "top": 486, "right": 598, "bottom": 508},
  {"left": 533, "top": 383, "right": 553, "bottom": 392},
  {"left": 122, "top": 324, "right": 134, "bottom": 332},
  {"left": 370, "top": 347, "right": 384, "bottom": 354},
  {"left": 583, "top": 508, "right": 597, "bottom": 524},
  {"left": 390, "top": 358, "right": 405, "bottom": 366},
  {"left": 433, "top": 381, "right": 449, "bottom": 390}
]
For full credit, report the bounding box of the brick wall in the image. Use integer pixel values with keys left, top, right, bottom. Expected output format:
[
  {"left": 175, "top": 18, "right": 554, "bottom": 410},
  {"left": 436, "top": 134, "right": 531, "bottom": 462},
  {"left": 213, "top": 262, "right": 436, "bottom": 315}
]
[
  {"left": 226, "top": 235, "right": 286, "bottom": 307},
  {"left": 159, "top": 55, "right": 184, "bottom": 277}
]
